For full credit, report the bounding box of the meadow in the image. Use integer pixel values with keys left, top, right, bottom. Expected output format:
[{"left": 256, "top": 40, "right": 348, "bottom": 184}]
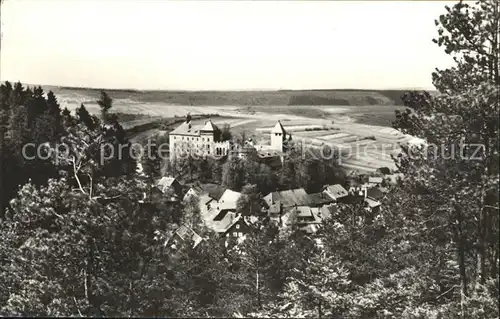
[{"left": 45, "top": 85, "right": 411, "bottom": 173}]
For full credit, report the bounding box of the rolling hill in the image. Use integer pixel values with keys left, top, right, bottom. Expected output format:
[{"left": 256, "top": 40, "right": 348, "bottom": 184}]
[{"left": 37, "top": 85, "right": 418, "bottom": 107}]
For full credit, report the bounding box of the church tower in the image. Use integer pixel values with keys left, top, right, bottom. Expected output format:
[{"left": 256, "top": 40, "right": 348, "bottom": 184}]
[{"left": 270, "top": 121, "right": 286, "bottom": 152}]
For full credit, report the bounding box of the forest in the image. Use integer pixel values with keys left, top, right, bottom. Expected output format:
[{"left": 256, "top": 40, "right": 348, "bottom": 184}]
[{"left": 0, "top": 0, "right": 498, "bottom": 317}]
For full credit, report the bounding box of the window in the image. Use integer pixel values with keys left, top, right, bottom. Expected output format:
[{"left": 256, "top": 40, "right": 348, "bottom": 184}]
[
  {"left": 236, "top": 224, "right": 240, "bottom": 229},
  {"left": 233, "top": 232, "right": 238, "bottom": 237}
]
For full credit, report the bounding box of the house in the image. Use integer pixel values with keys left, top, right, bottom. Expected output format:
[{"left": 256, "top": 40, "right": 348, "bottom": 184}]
[
  {"left": 283, "top": 206, "right": 322, "bottom": 234},
  {"left": 364, "top": 197, "right": 381, "bottom": 214},
  {"left": 363, "top": 187, "right": 384, "bottom": 213},
  {"left": 212, "top": 189, "right": 241, "bottom": 219},
  {"left": 222, "top": 214, "right": 252, "bottom": 239},
  {"left": 208, "top": 212, "right": 253, "bottom": 246},
  {"left": 183, "top": 183, "right": 204, "bottom": 201},
  {"left": 201, "top": 189, "right": 242, "bottom": 229},
  {"left": 264, "top": 188, "right": 310, "bottom": 209},
  {"left": 168, "top": 224, "right": 203, "bottom": 250},
  {"left": 322, "top": 184, "right": 349, "bottom": 202},
  {"left": 157, "top": 176, "right": 183, "bottom": 199},
  {"left": 183, "top": 182, "right": 226, "bottom": 202}
]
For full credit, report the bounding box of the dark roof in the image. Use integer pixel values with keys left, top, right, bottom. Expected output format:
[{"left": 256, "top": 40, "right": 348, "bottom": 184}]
[
  {"left": 257, "top": 150, "right": 282, "bottom": 158},
  {"left": 307, "top": 192, "right": 335, "bottom": 206},
  {"left": 213, "top": 208, "right": 231, "bottom": 221},
  {"left": 201, "top": 183, "right": 226, "bottom": 201},
  {"left": 367, "top": 187, "right": 384, "bottom": 200},
  {"left": 257, "top": 154, "right": 282, "bottom": 169},
  {"left": 265, "top": 188, "right": 310, "bottom": 208}
]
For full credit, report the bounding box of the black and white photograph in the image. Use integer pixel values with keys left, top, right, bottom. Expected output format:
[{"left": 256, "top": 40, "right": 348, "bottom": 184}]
[{"left": 0, "top": 0, "right": 498, "bottom": 317}]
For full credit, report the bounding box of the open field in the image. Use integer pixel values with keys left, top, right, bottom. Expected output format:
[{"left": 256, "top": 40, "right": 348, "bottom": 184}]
[
  {"left": 39, "top": 85, "right": 414, "bottom": 174},
  {"left": 42, "top": 85, "right": 415, "bottom": 106}
]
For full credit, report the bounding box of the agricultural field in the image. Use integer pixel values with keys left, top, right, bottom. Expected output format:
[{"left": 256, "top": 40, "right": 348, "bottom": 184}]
[{"left": 47, "top": 86, "right": 413, "bottom": 174}]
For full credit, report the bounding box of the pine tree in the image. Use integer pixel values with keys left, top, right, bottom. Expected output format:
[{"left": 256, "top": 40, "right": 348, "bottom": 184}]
[
  {"left": 97, "top": 91, "right": 113, "bottom": 123},
  {"left": 76, "top": 104, "right": 96, "bottom": 130},
  {"left": 392, "top": 0, "right": 499, "bottom": 306}
]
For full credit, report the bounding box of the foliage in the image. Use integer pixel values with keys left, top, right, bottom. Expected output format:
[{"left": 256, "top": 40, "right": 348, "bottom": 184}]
[
  {"left": 236, "top": 184, "right": 264, "bottom": 217},
  {"left": 221, "top": 123, "right": 232, "bottom": 141}
]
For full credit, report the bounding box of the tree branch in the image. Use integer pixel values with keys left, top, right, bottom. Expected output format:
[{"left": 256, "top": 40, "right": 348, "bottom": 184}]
[{"left": 72, "top": 157, "right": 87, "bottom": 195}]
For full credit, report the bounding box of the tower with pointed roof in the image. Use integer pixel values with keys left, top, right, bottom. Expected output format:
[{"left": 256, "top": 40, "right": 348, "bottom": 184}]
[
  {"left": 271, "top": 120, "right": 286, "bottom": 152},
  {"left": 200, "top": 118, "right": 216, "bottom": 155}
]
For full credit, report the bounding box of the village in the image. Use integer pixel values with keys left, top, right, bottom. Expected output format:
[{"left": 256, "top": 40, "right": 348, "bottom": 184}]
[{"left": 141, "top": 115, "right": 405, "bottom": 250}]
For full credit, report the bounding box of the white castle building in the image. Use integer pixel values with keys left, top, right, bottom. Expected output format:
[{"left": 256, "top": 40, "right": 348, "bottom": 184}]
[
  {"left": 169, "top": 115, "right": 230, "bottom": 160},
  {"left": 169, "top": 115, "right": 290, "bottom": 163}
]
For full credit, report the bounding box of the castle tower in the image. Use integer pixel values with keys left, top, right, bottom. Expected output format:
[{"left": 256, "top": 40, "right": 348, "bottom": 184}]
[
  {"left": 270, "top": 121, "right": 286, "bottom": 152},
  {"left": 200, "top": 119, "right": 216, "bottom": 155}
]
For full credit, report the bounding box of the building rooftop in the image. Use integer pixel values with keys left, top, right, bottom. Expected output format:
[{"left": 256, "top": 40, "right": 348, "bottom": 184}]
[
  {"left": 218, "top": 189, "right": 241, "bottom": 208},
  {"left": 271, "top": 121, "right": 286, "bottom": 134},
  {"left": 323, "top": 184, "right": 349, "bottom": 199},
  {"left": 170, "top": 119, "right": 220, "bottom": 136},
  {"left": 307, "top": 192, "right": 336, "bottom": 206},
  {"left": 367, "top": 187, "right": 385, "bottom": 200},
  {"left": 173, "top": 225, "right": 203, "bottom": 248},
  {"left": 365, "top": 197, "right": 381, "bottom": 208},
  {"left": 211, "top": 212, "right": 241, "bottom": 233},
  {"left": 170, "top": 120, "right": 203, "bottom": 136},
  {"left": 266, "top": 188, "right": 310, "bottom": 208},
  {"left": 201, "top": 119, "right": 217, "bottom": 132},
  {"left": 157, "top": 176, "right": 180, "bottom": 193}
]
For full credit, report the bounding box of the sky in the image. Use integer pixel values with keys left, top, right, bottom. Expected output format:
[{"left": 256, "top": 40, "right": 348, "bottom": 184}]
[{"left": 0, "top": 0, "right": 455, "bottom": 91}]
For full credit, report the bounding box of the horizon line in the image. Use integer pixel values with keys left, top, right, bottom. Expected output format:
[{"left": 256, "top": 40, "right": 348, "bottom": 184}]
[{"left": 1, "top": 81, "right": 436, "bottom": 93}]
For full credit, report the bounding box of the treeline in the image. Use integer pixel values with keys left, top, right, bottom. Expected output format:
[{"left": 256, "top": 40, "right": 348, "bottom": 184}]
[
  {"left": 0, "top": 82, "right": 136, "bottom": 217},
  {"left": 52, "top": 86, "right": 406, "bottom": 106}
]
